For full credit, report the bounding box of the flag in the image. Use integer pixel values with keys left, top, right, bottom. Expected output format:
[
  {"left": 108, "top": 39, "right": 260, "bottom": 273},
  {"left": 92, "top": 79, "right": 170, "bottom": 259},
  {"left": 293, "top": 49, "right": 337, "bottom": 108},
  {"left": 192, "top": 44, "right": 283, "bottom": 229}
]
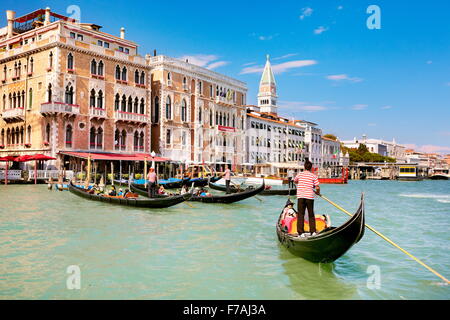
[{"left": 332, "top": 148, "right": 339, "bottom": 159}]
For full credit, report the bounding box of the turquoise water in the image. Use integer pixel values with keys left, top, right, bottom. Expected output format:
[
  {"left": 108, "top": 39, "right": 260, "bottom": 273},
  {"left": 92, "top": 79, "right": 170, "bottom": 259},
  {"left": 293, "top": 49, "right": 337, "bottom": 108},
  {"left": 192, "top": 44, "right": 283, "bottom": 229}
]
[{"left": 0, "top": 180, "right": 449, "bottom": 299}]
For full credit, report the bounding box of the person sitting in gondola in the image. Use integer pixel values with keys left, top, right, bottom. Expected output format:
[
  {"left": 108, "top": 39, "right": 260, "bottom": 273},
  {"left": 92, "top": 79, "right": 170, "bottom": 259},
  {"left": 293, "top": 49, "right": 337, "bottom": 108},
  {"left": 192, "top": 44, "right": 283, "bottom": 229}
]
[
  {"left": 158, "top": 185, "right": 167, "bottom": 195},
  {"left": 280, "top": 200, "right": 297, "bottom": 232},
  {"left": 199, "top": 188, "right": 212, "bottom": 197},
  {"left": 108, "top": 185, "right": 117, "bottom": 196},
  {"left": 180, "top": 184, "right": 188, "bottom": 194},
  {"left": 117, "top": 188, "right": 124, "bottom": 196}
]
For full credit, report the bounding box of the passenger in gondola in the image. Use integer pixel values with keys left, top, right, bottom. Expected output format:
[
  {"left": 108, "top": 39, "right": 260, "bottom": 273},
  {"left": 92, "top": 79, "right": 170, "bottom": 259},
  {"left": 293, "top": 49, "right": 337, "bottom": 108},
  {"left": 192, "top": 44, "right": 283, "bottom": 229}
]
[
  {"left": 280, "top": 200, "right": 297, "bottom": 232},
  {"left": 158, "top": 185, "right": 167, "bottom": 195},
  {"left": 199, "top": 188, "right": 211, "bottom": 197},
  {"left": 180, "top": 184, "right": 188, "bottom": 194},
  {"left": 108, "top": 185, "right": 117, "bottom": 196},
  {"left": 294, "top": 160, "right": 321, "bottom": 237}
]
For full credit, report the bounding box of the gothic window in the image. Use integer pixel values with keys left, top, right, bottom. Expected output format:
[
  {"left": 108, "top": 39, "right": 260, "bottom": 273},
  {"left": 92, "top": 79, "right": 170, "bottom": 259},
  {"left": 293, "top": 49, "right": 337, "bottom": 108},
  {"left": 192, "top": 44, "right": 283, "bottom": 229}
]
[
  {"left": 115, "top": 65, "right": 121, "bottom": 80},
  {"left": 90, "top": 127, "right": 96, "bottom": 149},
  {"left": 134, "top": 70, "right": 139, "bottom": 84},
  {"left": 139, "top": 132, "right": 144, "bottom": 150},
  {"left": 97, "top": 127, "right": 103, "bottom": 149},
  {"left": 127, "top": 96, "right": 133, "bottom": 113},
  {"left": 90, "top": 89, "right": 96, "bottom": 108},
  {"left": 140, "top": 71, "right": 145, "bottom": 85},
  {"left": 97, "top": 90, "right": 103, "bottom": 109},
  {"left": 114, "top": 94, "right": 120, "bottom": 111},
  {"left": 134, "top": 97, "right": 139, "bottom": 114},
  {"left": 181, "top": 99, "right": 187, "bottom": 122},
  {"left": 45, "top": 123, "right": 51, "bottom": 143},
  {"left": 140, "top": 98, "right": 145, "bottom": 115},
  {"left": 47, "top": 84, "right": 52, "bottom": 102},
  {"left": 134, "top": 131, "right": 139, "bottom": 151},
  {"left": 67, "top": 53, "right": 74, "bottom": 70},
  {"left": 65, "top": 125, "right": 72, "bottom": 148},
  {"left": 97, "top": 61, "right": 104, "bottom": 76},
  {"left": 121, "top": 129, "right": 127, "bottom": 150},
  {"left": 165, "top": 96, "right": 172, "bottom": 119},
  {"left": 121, "top": 67, "right": 127, "bottom": 81},
  {"left": 65, "top": 85, "right": 74, "bottom": 104},
  {"left": 114, "top": 129, "right": 120, "bottom": 150},
  {"left": 121, "top": 95, "right": 126, "bottom": 112},
  {"left": 91, "top": 60, "right": 97, "bottom": 75}
]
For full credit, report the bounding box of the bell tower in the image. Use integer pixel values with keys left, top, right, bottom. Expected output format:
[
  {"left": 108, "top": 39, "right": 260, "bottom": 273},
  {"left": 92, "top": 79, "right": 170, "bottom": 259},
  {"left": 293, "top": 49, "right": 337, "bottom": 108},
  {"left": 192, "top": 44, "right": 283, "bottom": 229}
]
[{"left": 257, "top": 55, "right": 278, "bottom": 114}]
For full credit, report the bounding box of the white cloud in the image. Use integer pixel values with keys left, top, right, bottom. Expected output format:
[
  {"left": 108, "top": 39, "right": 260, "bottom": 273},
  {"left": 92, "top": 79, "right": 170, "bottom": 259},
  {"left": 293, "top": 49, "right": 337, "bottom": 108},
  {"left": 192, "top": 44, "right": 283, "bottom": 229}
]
[
  {"left": 250, "top": 33, "right": 279, "bottom": 41},
  {"left": 278, "top": 101, "right": 328, "bottom": 113},
  {"left": 426, "top": 60, "right": 433, "bottom": 64},
  {"left": 242, "top": 61, "right": 257, "bottom": 66},
  {"left": 299, "top": 7, "right": 313, "bottom": 20},
  {"left": 368, "top": 123, "right": 377, "bottom": 127},
  {"left": 381, "top": 105, "right": 393, "bottom": 109},
  {"left": 418, "top": 145, "right": 450, "bottom": 154},
  {"left": 178, "top": 54, "right": 228, "bottom": 70},
  {"left": 326, "top": 74, "right": 363, "bottom": 82},
  {"left": 273, "top": 53, "right": 298, "bottom": 61},
  {"left": 314, "top": 26, "right": 329, "bottom": 35},
  {"left": 337, "top": 5, "right": 343, "bottom": 10},
  {"left": 352, "top": 104, "right": 368, "bottom": 110},
  {"left": 240, "top": 59, "right": 317, "bottom": 75},
  {"left": 446, "top": 82, "right": 450, "bottom": 86}
]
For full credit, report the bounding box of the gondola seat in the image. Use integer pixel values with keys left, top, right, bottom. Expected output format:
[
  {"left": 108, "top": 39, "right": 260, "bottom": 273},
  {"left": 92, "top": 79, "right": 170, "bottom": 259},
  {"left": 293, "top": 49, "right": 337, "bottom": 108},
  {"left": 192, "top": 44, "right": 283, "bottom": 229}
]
[{"left": 283, "top": 215, "right": 331, "bottom": 234}]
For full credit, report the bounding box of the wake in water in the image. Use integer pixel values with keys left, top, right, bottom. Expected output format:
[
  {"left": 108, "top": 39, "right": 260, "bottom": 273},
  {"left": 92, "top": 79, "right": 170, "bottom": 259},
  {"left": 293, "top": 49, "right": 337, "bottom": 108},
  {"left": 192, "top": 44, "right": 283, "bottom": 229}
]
[{"left": 399, "top": 193, "right": 450, "bottom": 204}]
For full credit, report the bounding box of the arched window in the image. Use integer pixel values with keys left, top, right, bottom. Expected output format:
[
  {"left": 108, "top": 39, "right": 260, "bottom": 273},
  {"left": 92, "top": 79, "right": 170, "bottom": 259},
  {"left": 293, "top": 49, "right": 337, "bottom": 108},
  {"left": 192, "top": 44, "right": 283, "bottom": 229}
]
[
  {"left": 65, "top": 85, "right": 73, "bottom": 104},
  {"left": 47, "top": 84, "right": 52, "bottom": 102},
  {"left": 29, "top": 57, "right": 34, "bottom": 74},
  {"left": 153, "top": 96, "right": 159, "bottom": 123},
  {"left": 140, "top": 71, "right": 145, "bottom": 85},
  {"left": 183, "top": 77, "right": 187, "bottom": 89},
  {"left": 134, "top": 70, "right": 139, "bottom": 84},
  {"left": 65, "top": 125, "right": 72, "bottom": 148},
  {"left": 97, "top": 127, "right": 103, "bottom": 149},
  {"left": 90, "top": 127, "right": 96, "bottom": 149},
  {"left": 121, "top": 129, "right": 127, "bottom": 150},
  {"left": 97, "top": 61, "right": 104, "bottom": 76},
  {"left": 127, "top": 96, "right": 133, "bottom": 113},
  {"left": 12, "top": 93, "right": 16, "bottom": 108},
  {"left": 89, "top": 89, "right": 96, "bottom": 108},
  {"left": 198, "top": 107, "right": 202, "bottom": 123},
  {"left": 139, "top": 132, "right": 144, "bottom": 151},
  {"left": 2, "top": 94, "right": 5, "bottom": 111},
  {"left": 133, "top": 97, "right": 139, "bottom": 114},
  {"left": 121, "top": 67, "right": 127, "bottom": 81},
  {"left": 165, "top": 96, "right": 171, "bottom": 119},
  {"left": 67, "top": 53, "right": 74, "bottom": 70},
  {"left": 1, "top": 129, "right": 4, "bottom": 145},
  {"left": 215, "top": 111, "right": 218, "bottom": 125},
  {"left": 134, "top": 131, "right": 139, "bottom": 151},
  {"left": 20, "top": 127, "right": 24, "bottom": 144},
  {"left": 181, "top": 99, "right": 187, "bottom": 122},
  {"left": 114, "top": 94, "right": 120, "bottom": 111},
  {"left": 114, "top": 129, "right": 120, "bottom": 150},
  {"left": 140, "top": 98, "right": 145, "bottom": 114},
  {"left": 6, "top": 128, "right": 10, "bottom": 145},
  {"left": 209, "top": 110, "right": 213, "bottom": 125},
  {"left": 28, "top": 88, "right": 33, "bottom": 109},
  {"left": 45, "top": 123, "right": 51, "bottom": 143},
  {"left": 115, "top": 65, "right": 121, "bottom": 80},
  {"left": 97, "top": 90, "right": 103, "bottom": 109},
  {"left": 232, "top": 115, "right": 235, "bottom": 128},
  {"left": 167, "top": 72, "right": 171, "bottom": 81},
  {"left": 48, "top": 52, "right": 53, "bottom": 69},
  {"left": 91, "top": 59, "right": 97, "bottom": 75},
  {"left": 121, "top": 95, "right": 126, "bottom": 112}
]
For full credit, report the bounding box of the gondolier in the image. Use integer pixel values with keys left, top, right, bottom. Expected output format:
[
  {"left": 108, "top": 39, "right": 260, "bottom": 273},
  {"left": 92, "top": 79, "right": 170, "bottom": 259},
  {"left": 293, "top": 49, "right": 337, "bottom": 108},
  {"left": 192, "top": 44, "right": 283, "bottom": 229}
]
[
  {"left": 294, "top": 160, "right": 321, "bottom": 237},
  {"left": 147, "top": 168, "right": 157, "bottom": 198},
  {"left": 223, "top": 165, "right": 232, "bottom": 194}
]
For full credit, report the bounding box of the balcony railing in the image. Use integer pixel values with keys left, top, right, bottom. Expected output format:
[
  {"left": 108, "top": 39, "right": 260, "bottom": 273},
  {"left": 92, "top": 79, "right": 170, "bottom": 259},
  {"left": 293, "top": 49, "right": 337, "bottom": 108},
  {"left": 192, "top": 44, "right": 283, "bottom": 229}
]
[
  {"left": 89, "top": 107, "right": 106, "bottom": 118},
  {"left": 1, "top": 107, "right": 25, "bottom": 121},
  {"left": 40, "top": 102, "right": 80, "bottom": 115},
  {"left": 114, "top": 110, "right": 147, "bottom": 123}
]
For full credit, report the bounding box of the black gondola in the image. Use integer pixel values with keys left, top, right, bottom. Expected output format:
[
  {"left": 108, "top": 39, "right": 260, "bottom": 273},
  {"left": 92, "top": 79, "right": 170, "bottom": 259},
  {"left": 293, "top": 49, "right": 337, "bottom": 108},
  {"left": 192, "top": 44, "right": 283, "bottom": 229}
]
[
  {"left": 208, "top": 181, "right": 296, "bottom": 196},
  {"left": 131, "top": 181, "right": 265, "bottom": 204},
  {"left": 189, "top": 181, "right": 265, "bottom": 203},
  {"left": 276, "top": 194, "right": 365, "bottom": 263},
  {"left": 68, "top": 182, "right": 192, "bottom": 208}
]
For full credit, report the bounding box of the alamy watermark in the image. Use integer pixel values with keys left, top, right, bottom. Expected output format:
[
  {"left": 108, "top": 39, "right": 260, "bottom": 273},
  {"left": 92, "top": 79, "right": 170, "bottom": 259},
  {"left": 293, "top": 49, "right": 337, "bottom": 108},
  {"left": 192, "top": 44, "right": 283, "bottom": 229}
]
[
  {"left": 66, "top": 265, "right": 81, "bottom": 290},
  {"left": 367, "top": 5, "right": 381, "bottom": 29},
  {"left": 366, "top": 265, "right": 381, "bottom": 289}
]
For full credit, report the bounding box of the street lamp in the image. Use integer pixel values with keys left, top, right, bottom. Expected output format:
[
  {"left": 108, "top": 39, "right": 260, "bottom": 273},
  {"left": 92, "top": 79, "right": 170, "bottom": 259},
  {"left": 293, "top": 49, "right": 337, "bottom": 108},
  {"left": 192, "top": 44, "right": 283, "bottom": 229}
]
[{"left": 151, "top": 150, "right": 156, "bottom": 169}]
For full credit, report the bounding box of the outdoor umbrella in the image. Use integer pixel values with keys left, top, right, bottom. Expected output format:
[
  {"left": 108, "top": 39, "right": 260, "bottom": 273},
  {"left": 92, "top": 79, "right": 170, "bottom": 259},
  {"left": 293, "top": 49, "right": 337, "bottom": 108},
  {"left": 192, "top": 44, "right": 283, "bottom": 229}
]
[
  {"left": 0, "top": 156, "right": 17, "bottom": 185},
  {"left": 14, "top": 154, "right": 56, "bottom": 184}
]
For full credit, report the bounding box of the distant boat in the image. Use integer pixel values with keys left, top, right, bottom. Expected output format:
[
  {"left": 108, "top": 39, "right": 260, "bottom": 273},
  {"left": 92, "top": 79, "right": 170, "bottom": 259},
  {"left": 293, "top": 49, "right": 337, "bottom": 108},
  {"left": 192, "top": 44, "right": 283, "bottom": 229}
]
[
  {"left": 429, "top": 169, "right": 449, "bottom": 180},
  {"left": 397, "top": 165, "right": 423, "bottom": 181}
]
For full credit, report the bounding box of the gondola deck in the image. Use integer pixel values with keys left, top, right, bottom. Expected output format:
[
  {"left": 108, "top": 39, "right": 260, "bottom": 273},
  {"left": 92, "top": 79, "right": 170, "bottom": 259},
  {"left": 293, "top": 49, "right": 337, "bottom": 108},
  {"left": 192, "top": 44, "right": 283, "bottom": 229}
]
[{"left": 208, "top": 181, "right": 296, "bottom": 196}]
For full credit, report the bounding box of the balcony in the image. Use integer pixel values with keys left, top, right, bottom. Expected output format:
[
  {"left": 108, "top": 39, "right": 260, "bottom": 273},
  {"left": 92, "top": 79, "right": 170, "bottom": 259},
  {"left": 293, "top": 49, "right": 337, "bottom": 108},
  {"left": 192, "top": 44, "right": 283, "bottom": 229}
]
[
  {"left": 114, "top": 110, "right": 148, "bottom": 123},
  {"left": 215, "top": 95, "right": 235, "bottom": 105},
  {"left": 89, "top": 107, "right": 106, "bottom": 118},
  {"left": 1, "top": 107, "right": 25, "bottom": 122},
  {"left": 40, "top": 102, "right": 80, "bottom": 116}
]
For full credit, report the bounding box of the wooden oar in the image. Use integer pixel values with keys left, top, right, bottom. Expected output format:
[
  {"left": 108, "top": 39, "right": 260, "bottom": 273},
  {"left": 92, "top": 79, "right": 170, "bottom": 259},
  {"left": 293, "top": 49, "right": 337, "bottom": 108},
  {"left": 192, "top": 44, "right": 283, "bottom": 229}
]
[{"left": 318, "top": 194, "right": 450, "bottom": 285}]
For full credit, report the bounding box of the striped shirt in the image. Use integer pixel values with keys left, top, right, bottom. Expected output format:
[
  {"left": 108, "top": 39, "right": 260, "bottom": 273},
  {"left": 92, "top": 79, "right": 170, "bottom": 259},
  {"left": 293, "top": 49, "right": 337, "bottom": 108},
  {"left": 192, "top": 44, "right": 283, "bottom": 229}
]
[{"left": 294, "top": 171, "right": 320, "bottom": 199}]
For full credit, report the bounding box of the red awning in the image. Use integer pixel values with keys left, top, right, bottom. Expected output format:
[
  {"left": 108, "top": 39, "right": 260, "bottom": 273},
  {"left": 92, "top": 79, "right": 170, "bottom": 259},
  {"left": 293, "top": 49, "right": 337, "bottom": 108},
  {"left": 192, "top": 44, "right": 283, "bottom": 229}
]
[
  {"left": 14, "top": 154, "right": 56, "bottom": 162},
  {"left": 0, "top": 156, "right": 17, "bottom": 162},
  {"left": 59, "top": 151, "right": 169, "bottom": 162}
]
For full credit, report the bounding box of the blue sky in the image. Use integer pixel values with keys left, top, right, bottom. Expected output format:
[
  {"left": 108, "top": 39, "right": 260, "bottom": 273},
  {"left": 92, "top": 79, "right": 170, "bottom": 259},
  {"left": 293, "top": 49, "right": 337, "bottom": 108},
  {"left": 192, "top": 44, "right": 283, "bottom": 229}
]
[{"left": 3, "top": 0, "right": 450, "bottom": 153}]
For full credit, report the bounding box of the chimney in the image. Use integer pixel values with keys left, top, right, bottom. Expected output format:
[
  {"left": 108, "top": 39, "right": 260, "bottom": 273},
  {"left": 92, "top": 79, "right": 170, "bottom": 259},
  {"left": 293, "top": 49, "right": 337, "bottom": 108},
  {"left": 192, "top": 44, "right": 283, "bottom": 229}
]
[
  {"left": 44, "top": 7, "right": 51, "bottom": 26},
  {"left": 6, "top": 10, "right": 15, "bottom": 39},
  {"left": 153, "top": 49, "right": 157, "bottom": 56},
  {"left": 120, "top": 27, "right": 125, "bottom": 39}
]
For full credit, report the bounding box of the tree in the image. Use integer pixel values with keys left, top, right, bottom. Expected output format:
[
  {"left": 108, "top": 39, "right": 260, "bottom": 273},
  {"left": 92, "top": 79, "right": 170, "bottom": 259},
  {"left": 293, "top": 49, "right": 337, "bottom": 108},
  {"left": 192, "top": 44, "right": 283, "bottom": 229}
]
[{"left": 323, "top": 134, "right": 337, "bottom": 141}]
